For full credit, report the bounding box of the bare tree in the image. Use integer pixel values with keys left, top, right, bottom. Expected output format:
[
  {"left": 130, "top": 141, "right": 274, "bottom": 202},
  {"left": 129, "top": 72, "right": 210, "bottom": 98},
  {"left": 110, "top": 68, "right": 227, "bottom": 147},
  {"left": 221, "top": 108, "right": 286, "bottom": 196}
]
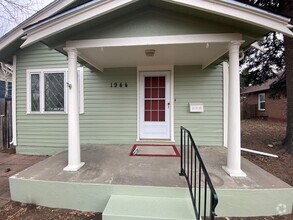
[{"left": 0, "top": 0, "right": 49, "bottom": 36}]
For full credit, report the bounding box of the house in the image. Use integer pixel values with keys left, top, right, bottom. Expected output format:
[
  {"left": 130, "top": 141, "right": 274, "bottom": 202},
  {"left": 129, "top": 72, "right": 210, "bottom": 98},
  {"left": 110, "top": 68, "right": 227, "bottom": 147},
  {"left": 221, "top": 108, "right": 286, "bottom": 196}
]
[
  {"left": 0, "top": 0, "right": 292, "bottom": 218},
  {"left": 241, "top": 76, "right": 287, "bottom": 121},
  {"left": 0, "top": 63, "right": 12, "bottom": 99}
]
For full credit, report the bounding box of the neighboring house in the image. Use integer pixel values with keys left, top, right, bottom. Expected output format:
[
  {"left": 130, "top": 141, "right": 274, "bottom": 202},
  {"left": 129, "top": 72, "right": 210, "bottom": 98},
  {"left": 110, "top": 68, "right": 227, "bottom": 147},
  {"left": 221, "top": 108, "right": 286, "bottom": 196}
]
[
  {"left": 0, "top": 63, "right": 12, "bottom": 98},
  {"left": 241, "top": 77, "right": 287, "bottom": 121},
  {"left": 0, "top": 0, "right": 292, "bottom": 179}
]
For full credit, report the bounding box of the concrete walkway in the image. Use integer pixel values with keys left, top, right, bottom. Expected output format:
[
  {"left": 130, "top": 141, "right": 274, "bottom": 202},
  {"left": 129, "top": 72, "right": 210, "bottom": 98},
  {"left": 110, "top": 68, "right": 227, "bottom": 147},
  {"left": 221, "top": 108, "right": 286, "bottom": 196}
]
[{"left": 0, "top": 152, "right": 47, "bottom": 207}]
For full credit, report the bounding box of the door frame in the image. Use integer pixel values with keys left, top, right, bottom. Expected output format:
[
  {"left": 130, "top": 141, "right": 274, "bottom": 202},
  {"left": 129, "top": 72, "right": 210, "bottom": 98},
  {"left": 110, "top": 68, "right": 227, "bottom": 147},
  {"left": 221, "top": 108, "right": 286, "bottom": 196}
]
[{"left": 136, "top": 65, "right": 174, "bottom": 142}]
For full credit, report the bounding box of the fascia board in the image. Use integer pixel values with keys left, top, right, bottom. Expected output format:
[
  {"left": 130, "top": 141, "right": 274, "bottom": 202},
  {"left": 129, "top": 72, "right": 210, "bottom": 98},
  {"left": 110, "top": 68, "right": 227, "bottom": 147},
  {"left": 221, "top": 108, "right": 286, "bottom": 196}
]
[
  {"left": 21, "top": 0, "right": 138, "bottom": 48},
  {"left": 65, "top": 33, "right": 243, "bottom": 48},
  {"left": 0, "top": 0, "right": 75, "bottom": 51},
  {"left": 163, "top": 0, "right": 293, "bottom": 37}
]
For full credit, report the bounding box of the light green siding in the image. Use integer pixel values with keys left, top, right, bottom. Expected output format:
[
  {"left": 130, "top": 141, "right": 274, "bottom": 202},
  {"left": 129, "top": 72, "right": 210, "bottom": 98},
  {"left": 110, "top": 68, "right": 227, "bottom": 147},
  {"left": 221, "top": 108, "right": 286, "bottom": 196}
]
[
  {"left": 80, "top": 68, "right": 137, "bottom": 144},
  {"left": 16, "top": 43, "right": 68, "bottom": 154},
  {"left": 15, "top": 43, "right": 223, "bottom": 155},
  {"left": 174, "top": 66, "right": 223, "bottom": 146}
]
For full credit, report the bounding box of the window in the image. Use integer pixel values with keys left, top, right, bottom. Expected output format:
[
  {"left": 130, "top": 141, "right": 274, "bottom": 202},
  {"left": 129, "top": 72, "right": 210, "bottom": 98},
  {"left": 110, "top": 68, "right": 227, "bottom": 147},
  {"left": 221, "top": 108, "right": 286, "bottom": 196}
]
[
  {"left": 258, "top": 93, "right": 265, "bottom": 111},
  {"left": 27, "top": 68, "right": 83, "bottom": 114}
]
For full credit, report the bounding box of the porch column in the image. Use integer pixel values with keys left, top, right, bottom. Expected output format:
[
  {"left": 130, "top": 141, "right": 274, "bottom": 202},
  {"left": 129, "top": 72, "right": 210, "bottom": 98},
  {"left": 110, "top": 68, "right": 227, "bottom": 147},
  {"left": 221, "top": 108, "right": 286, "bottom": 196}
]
[
  {"left": 223, "top": 41, "right": 246, "bottom": 177},
  {"left": 64, "top": 48, "right": 85, "bottom": 171}
]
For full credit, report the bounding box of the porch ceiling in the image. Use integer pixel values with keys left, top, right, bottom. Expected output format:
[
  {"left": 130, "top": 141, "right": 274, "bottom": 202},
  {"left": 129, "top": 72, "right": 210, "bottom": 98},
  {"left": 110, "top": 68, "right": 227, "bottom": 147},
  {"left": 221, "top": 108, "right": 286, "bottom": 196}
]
[
  {"left": 78, "top": 43, "right": 228, "bottom": 69},
  {"left": 76, "top": 42, "right": 228, "bottom": 70}
]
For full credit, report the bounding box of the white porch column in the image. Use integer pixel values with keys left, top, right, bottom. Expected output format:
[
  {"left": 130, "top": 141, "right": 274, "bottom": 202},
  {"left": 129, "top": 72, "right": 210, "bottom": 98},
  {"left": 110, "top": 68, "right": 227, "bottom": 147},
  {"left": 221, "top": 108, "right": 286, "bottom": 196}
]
[
  {"left": 223, "top": 41, "right": 246, "bottom": 177},
  {"left": 64, "top": 48, "right": 84, "bottom": 171}
]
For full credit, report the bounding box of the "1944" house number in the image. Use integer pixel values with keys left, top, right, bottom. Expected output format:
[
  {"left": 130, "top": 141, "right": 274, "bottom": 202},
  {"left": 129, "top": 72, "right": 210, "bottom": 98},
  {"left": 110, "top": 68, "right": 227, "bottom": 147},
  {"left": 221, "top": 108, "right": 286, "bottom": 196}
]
[{"left": 111, "top": 82, "right": 128, "bottom": 88}]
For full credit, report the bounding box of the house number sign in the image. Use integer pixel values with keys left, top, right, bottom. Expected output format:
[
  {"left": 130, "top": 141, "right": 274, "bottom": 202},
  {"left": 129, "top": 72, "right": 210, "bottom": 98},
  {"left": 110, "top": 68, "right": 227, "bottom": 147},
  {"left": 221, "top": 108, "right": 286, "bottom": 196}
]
[{"left": 110, "top": 82, "right": 128, "bottom": 88}]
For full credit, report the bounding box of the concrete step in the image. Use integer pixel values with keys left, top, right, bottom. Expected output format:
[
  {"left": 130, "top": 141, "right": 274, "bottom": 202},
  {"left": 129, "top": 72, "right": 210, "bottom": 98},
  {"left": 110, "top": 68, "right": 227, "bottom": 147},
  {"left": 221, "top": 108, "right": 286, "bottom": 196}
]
[{"left": 102, "top": 195, "right": 196, "bottom": 220}]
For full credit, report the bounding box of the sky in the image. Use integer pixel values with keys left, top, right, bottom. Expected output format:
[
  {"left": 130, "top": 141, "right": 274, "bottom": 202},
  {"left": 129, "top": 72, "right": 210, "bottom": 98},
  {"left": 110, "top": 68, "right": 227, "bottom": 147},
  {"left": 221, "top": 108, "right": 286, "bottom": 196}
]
[{"left": 0, "top": 0, "right": 54, "bottom": 37}]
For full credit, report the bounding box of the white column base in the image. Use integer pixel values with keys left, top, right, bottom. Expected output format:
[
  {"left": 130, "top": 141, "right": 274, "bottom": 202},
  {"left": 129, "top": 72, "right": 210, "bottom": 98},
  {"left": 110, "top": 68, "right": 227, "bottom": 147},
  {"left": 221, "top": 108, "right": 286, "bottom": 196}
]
[
  {"left": 64, "top": 162, "right": 85, "bottom": 172},
  {"left": 222, "top": 166, "right": 246, "bottom": 177}
]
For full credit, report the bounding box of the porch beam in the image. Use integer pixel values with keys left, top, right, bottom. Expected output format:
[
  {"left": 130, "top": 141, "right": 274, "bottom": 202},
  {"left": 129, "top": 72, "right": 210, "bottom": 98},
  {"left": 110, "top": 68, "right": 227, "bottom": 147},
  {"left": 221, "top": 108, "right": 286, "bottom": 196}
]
[
  {"left": 66, "top": 33, "right": 243, "bottom": 49},
  {"left": 223, "top": 41, "right": 246, "bottom": 177},
  {"left": 201, "top": 47, "right": 228, "bottom": 69},
  {"left": 64, "top": 48, "right": 84, "bottom": 172},
  {"left": 77, "top": 50, "right": 104, "bottom": 72}
]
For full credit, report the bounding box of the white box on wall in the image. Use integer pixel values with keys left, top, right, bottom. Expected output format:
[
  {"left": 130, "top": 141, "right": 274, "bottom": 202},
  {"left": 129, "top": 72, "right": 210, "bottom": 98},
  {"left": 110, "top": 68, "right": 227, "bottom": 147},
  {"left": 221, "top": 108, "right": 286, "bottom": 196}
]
[{"left": 189, "top": 103, "right": 204, "bottom": 113}]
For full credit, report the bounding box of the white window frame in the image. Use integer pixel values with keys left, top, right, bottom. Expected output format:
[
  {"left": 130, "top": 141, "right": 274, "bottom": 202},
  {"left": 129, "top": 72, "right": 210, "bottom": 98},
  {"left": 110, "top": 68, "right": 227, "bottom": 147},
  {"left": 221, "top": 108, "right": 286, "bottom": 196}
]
[
  {"left": 258, "top": 93, "right": 265, "bottom": 111},
  {"left": 26, "top": 67, "right": 84, "bottom": 114}
]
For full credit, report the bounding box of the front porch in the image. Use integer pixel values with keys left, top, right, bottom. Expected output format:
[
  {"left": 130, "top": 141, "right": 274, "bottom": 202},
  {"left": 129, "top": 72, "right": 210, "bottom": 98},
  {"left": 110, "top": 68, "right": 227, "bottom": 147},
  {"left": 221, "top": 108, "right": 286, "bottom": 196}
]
[{"left": 9, "top": 145, "right": 292, "bottom": 218}]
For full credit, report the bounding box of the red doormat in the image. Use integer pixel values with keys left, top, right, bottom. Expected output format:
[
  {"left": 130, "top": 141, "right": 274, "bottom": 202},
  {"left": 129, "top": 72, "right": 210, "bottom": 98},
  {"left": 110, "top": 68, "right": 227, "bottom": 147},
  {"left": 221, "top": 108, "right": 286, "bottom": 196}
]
[{"left": 129, "top": 144, "right": 180, "bottom": 157}]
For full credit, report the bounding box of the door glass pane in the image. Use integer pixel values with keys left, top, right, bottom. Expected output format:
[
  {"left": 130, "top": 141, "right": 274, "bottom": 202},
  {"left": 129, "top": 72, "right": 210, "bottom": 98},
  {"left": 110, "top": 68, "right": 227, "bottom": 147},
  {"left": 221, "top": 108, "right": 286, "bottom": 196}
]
[
  {"left": 159, "top": 100, "right": 165, "bottom": 110},
  {"left": 145, "top": 100, "right": 151, "bottom": 110},
  {"left": 144, "top": 76, "right": 166, "bottom": 122},
  {"left": 151, "top": 77, "right": 159, "bottom": 87},
  {"left": 159, "top": 111, "right": 165, "bottom": 121},
  {"left": 31, "top": 74, "right": 40, "bottom": 112},
  {"left": 44, "top": 73, "right": 64, "bottom": 111},
  {"left": 145, "top": 111, "right": 151, "bottom": 121},
  {"left": 152, "top": 100, "right": 159, "bottom": 110}
]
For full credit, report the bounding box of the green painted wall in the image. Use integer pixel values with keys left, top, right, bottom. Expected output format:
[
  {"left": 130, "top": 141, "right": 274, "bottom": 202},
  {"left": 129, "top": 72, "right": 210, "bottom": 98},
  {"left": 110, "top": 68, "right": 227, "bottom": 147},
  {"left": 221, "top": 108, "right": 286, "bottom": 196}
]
[
  {"left": 80, "top": 67, "right": 137, "bottom": 144},
  {"left": 16, "top": 43, "right": 68, "bottom": 155},
  {"left": 47, "top": 7, "right": 240, "bottom": 48},
  {"left": 15, "top": 43, "right": 223, "bottom": 155},
  {"left": 74, "top": 9, "right": 236, "bottom": 40},
  {"left": 174, "top": 66, "right": 223, "bottom": 146}
]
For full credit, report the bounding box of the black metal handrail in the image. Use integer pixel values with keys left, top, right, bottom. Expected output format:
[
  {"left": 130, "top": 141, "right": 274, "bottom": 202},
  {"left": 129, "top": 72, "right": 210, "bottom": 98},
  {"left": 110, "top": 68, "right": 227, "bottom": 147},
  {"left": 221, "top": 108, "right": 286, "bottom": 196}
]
[{"left": 179, "top": 126, "right": 218, "bottom": 220}]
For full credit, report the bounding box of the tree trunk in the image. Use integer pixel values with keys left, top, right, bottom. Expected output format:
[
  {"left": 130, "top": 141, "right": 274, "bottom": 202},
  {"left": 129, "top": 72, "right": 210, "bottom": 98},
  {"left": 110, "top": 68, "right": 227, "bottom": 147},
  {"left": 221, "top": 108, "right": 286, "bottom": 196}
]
[{"left": 282, "top": 1, "right": 293, "bottom": 154}]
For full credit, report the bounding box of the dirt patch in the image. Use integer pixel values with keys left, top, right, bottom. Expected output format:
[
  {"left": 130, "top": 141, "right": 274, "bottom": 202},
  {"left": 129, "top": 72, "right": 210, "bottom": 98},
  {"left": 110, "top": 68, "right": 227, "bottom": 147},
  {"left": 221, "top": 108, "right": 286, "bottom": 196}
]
[
  {"left": 0, "top": 201, "right": 102, "bottom": 220},
  {"left": 241, "top": 119, "right": 293, "bottom": 186}
]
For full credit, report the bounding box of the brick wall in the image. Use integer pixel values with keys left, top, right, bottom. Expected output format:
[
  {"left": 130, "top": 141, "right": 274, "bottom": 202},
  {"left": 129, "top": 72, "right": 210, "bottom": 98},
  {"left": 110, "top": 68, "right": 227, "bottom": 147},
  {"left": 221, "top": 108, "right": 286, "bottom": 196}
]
[{"left": 241, "top": 91, "right": 287, "bottom": 121}]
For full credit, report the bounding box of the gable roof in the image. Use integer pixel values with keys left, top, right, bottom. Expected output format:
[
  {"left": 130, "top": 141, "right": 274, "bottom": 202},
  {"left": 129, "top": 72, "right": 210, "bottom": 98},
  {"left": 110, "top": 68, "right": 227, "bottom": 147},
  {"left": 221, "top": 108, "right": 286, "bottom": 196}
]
[
  {"left": 241, "top": 70, "right": 286, "bottom": 94},
  {"left": 0, "top": 0, "right": 292, "bottom": 63},
  {"left": 241, "top": 79, "right": 275, "bottom": 94}
]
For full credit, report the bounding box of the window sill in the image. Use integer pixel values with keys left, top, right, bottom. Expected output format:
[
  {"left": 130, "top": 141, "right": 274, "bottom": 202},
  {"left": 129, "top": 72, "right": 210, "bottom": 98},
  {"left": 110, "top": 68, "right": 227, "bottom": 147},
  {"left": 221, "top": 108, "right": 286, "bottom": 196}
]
[{"left": 26, "top": 112, "right": 84, "bottom": 115}]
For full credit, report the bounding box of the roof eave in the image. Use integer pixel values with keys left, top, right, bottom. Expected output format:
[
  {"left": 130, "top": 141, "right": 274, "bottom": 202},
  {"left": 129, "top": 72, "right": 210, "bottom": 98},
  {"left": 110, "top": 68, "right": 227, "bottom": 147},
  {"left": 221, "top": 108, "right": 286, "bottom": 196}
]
[{"left": 162, "top": 0, "right": 293, "bottom": 37}]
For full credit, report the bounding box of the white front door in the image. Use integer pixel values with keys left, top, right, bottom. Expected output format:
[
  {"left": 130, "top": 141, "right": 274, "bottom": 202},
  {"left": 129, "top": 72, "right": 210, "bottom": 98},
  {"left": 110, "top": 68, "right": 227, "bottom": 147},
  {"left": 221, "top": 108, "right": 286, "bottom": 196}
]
[{"left": 139, "top": 71, "right": 171, "bottom": 140}]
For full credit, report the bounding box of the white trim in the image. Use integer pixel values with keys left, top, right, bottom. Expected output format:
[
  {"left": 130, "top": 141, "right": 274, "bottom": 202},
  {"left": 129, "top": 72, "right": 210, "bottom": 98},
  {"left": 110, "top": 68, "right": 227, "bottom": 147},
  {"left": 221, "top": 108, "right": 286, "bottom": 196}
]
[
  {"left": 258, "top": 93, "right": 266, "bottom": 111},
  {"left": 78, "top": 68, "right": 84, "bottom": 114},
  {"left": 12, "top": 56, "right": 17, "bottom": 145},
  {"left": 66, "top": 33, "right": 242, "bottom": 49},
  {"left": 21, "top": 0, "right": 139, "bottom": 48},
  {"left": 223, "top": 61, "right": 229, "bottom": 148},
  {"left": 162, "top": 0, "right": 293, "bottom": 37},
  {"left": 136, "top": 65, "right": 174, "bottom": 142},
  {"left": 136, "top": 69, "right": 140, "bottom": 141},
  {"left": 26, "top": 67, "right": 84, "bottom": 114},
  {"left": 0, "top": 0, "right": 75, "bottom": 51}
]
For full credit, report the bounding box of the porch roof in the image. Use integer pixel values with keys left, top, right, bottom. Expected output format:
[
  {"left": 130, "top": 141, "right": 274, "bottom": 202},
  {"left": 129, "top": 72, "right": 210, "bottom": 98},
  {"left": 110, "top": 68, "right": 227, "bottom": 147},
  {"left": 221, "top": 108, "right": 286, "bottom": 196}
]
[
  {"left": 20, "top": 0, "right": 293, "bottom": 49},
  {"left": 1, "top": 0, "right": 292, "bottom": 64}
]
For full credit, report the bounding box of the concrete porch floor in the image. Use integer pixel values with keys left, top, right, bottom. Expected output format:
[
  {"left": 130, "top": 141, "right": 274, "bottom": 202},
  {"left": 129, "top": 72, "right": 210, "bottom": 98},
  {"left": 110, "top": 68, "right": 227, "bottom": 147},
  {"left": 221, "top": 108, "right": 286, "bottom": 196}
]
[
  {"left": 12, "top": 145, "right": 290, "bottom": 189},
  {"left": 9, "top": 145, "right": 293, "bottom": 217}
]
